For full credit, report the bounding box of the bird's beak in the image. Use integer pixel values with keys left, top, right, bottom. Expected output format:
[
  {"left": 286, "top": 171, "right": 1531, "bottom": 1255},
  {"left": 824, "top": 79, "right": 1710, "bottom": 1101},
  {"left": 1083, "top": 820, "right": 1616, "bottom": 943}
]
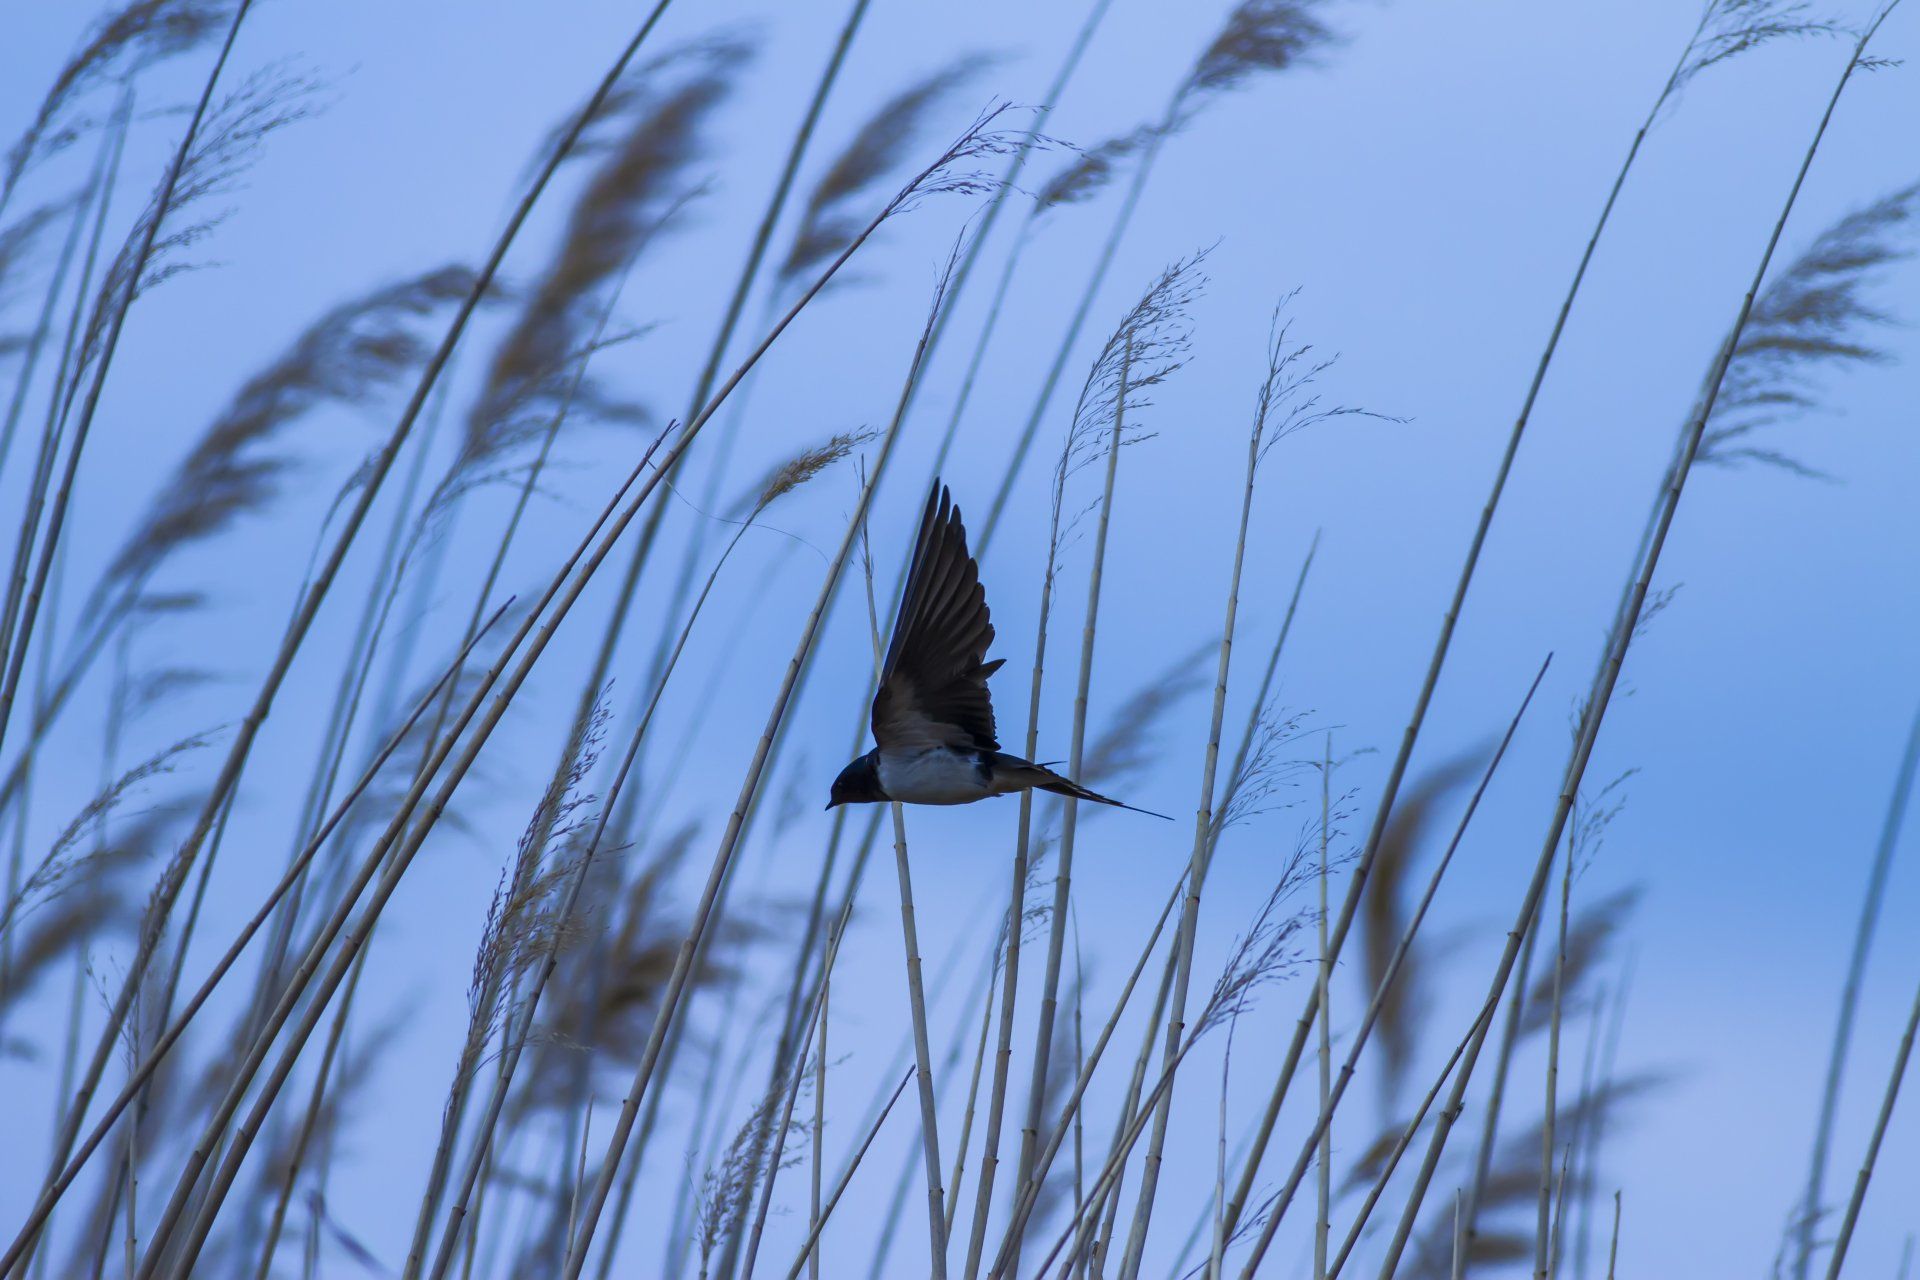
[{"left": 823, "top": 799, "right": 837, "bottom": 810}]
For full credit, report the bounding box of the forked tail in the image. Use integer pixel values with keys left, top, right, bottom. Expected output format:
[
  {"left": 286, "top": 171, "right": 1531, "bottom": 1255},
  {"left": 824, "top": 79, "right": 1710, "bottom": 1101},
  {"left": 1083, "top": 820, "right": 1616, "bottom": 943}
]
[{"left": 992, "top": 753, "right": 1171, "bottom": 820}]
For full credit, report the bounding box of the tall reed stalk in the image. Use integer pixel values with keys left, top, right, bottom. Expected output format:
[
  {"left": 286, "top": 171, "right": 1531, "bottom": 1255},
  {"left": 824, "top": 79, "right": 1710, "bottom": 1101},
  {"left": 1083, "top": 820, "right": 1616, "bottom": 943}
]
[
  {"left": 1822, "top": 968, "right": 1920, "bottom": 1280},
  {"left": 957, "top": 399, "right": 1068, "bottom": 1280},
  {"left": 1115, "top": 372, "right": 1256, "bottom": 1279},
  {"left": 554, "top": 193, "right": 998, "bottom": 1274},
  {"left": 1010, "top": 343, "right": 1129, "bottom": 1272},
  {"left": 1369, "top": 16, "right": 1901, "bottom": 1273},
  {"left": 1218, "top": 0, "right": 1820, "bottom": 1237},
  {"left": 1313, "top": 733, "right": 1333, "bottom": 1280},
  {"left": 0, "top": 121, "right": 104, "bottom": 495},
  {"left": 0, "top": 3, "right": 255, "bottom": 766},
  {"left": 1537, "top": 826, "right": 1577, "bottom": 1278},
  {"left": 1231, "top": 656, "right": 1550, "bottom": 1277},
  {"left": 983, "top": 872, "right": 1185, "bottom": 1277},
  {"left": 854, "top": 494, "right": 951, "bottom": 1279},
  {"left": 416, "top": 437, "right": 864, "bottom": 1280},
  {"left": 1794, "top": 701, "right": 1920, "bottom": 1275},
  {"left": 1118, "top": 303, "right": 1358, "bottom": 1277}
]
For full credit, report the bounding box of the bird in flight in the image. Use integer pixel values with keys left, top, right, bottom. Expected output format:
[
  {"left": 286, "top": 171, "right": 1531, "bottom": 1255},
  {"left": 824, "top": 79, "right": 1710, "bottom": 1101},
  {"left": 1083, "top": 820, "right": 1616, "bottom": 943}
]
[{"left": 829, "top": 482, "right": 1167, "bottom": 818}]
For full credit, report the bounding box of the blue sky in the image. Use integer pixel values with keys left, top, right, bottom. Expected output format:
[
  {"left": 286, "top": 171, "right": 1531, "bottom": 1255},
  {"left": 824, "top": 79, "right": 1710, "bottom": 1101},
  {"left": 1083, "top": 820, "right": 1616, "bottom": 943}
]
[{"left": 3, "top": 0, "right": 1919, "bottom": 1276}]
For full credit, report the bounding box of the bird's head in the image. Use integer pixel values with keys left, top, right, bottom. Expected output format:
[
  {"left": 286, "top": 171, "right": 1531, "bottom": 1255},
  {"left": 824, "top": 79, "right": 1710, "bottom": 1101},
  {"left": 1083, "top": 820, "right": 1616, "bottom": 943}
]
[{"left": 827, "top": 751, "right": 884, "bottom": 809}]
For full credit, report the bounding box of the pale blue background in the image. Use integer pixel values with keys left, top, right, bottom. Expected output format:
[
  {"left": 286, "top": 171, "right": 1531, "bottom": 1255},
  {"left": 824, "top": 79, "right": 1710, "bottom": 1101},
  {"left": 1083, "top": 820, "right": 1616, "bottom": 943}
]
[{"left": 3, "top": 0, "right": 1919, "bottom": 1275}]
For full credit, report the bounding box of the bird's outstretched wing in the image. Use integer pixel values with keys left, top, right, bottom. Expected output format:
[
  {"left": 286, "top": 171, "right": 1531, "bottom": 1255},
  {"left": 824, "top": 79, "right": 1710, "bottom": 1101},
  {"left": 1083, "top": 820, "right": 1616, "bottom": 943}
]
[{"left": 871, "top": 482, "right": 1004, "bottom": 753}]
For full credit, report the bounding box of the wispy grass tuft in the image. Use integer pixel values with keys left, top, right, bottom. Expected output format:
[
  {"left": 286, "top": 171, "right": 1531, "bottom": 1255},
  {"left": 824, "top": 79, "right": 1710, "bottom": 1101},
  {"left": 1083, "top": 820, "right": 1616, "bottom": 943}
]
[
  {"left": 0, "top": 733, "right": 208, "bottom": 939},
  {"left": 777, "top": 55, "right": 993, "bottom": 288},
  {"left": 98, "top": 267, "right": 476, "bottom": 603},
  {"left": 1177, "top": 0, "right": 1339, "bottom": 109},
  {"left": 1673, "top": 0, "right": 1843, "bottom": 92},
  {"left": 1, "top": 0, "right": 229, "bottom": 203},
  {"left": 1034, "top": 127, "right": 1158, "bottom": 213},
  {"left": 1702, "top": 181, "right": 1920, "bottom": 476},
  {"left": 460, "top": 40, "right": 751, "bottom": 475},
  {"left": 83, "top": 62, "right": 323, "bottom": 372},
  {"left": 1361, "top": 752, "right": 1484, "bottom": 1110}
]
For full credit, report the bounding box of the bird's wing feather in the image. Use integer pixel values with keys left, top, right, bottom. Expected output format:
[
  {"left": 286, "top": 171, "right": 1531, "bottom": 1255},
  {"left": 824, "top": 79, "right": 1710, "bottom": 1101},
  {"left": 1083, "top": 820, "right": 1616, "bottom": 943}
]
[{"left": 871, "top": 483, "right": 1001, "bottom": 752}]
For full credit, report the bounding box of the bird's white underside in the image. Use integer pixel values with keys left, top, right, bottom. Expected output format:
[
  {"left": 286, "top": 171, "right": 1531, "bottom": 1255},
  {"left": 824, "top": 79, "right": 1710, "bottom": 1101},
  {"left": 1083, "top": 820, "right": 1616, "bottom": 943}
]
[{"left": 877, "top": 746, "right": 1000, "bottom": 806}]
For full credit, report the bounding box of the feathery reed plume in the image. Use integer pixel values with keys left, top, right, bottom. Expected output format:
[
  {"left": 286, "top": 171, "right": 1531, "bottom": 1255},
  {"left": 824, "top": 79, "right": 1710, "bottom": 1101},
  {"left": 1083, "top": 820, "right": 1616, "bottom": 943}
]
[
  {"left": 1021, "top": 262, "right": 1198, "bottom": 1212},
  {"left": 456, "top": 702, "right": 609, "bottom": 1090},
  {"left": 0, "top": 200, "right": 72, "bottom": 305},
  {"left": 696, "top": 1080, "right": 805, "bottom": 1280},
  {"left": 504, "top": 822, "right": 696, "bottom": 1104},
  {"left": 0, "top": 805, "right": 169, "bottom": 1020},
  {"left": 459, "top": 40, "right": 750, "bottom": 476},
  {"left": 776, "top": 55, "right": 992, "bottom": 288},
  {"left": 0, "top": 126, "right": 115, "bottom": 495},
  {"left": 1032, "top": 875, "right": 1315, "bottom": 1280},
  {"left": 0, "top": 0, "right": 228, "bottom": 204},
  {"left": 739, "top": 429, "right": 874, "bottom": 517},
  {"left": 974, "top": 0, "right": 1343, "bottom": 550},
  {"left": 1403, "top": 1075, "right": 1662, "bottom": 1280},
  {"left": 1055, "top": 252, "right": 1202, "bottom": 502},
  {"left": 1176, "top": 0, "right": 1337, "bottom": 111},
  {"left": 1361, "top": 751, "right": 1484, "bottom": 1109},
  {"left": 0, "top": 8, "right": 256, "bottom": 808},
  {"left": 1673, "top": 0, "right": 1842, "bottom": 91},
  {"left": 81, "top": 63, "right": 322, "bottom": 372},
  {"left": 1034, "top": 127, "right": 1158, "bottom": 213},
  {"left": 1700, "top": 180, "right": 1920, "bottom": 477},
  {"left": 1520, "top": 888, "right": 1640, "bottom": 1036},
  {"left": 96, "top": 267, "right": 476, "bottom": 603},
  {"left": 1213, "top": 706, "right": 1314, "bottom": 836},
  {"left": 0, "top": 733, "right": 207, "bottom": 938},
  {"left": 402, "top": 706, "right": 611, "bottom": 1276},
  {"left": 911, "top": 0, "right": 1117, "bottom": 487}
]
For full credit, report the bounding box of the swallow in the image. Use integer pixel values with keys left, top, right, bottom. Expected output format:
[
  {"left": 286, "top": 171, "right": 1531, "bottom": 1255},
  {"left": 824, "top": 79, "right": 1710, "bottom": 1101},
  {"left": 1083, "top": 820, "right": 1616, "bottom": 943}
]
[{"left": 828, "top": 481, "right": 1168, "bottom": 818}]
